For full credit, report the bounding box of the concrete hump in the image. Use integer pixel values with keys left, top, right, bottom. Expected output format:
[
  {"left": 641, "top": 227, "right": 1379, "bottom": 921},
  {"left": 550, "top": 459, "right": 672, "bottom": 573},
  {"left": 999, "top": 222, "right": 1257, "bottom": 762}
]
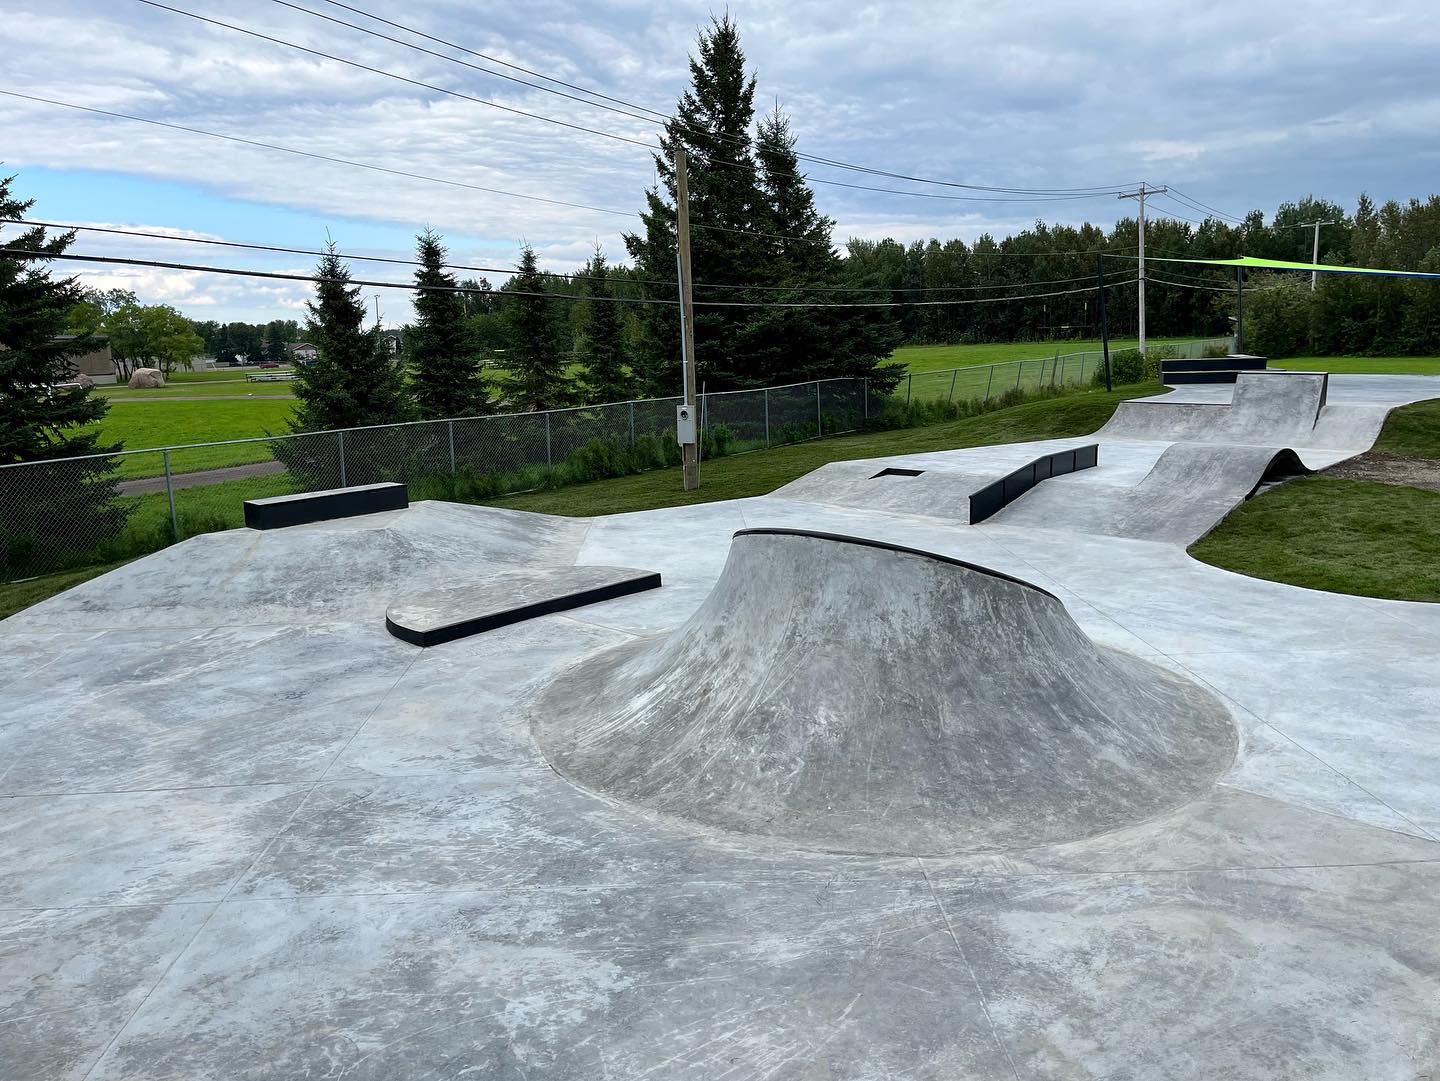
[{"left": 532, "top": 530, "right": 1236, "bottom": 856}]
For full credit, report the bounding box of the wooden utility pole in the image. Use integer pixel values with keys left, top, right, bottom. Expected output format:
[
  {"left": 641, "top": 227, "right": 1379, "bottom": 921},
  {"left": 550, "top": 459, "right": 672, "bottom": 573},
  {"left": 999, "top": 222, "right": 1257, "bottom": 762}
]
[
  {"left": 1119, "top": 182, "right": 1166, "bottom": 354},
  {"left": 674, "top": 147, "right": 700, "bottom": 490}
]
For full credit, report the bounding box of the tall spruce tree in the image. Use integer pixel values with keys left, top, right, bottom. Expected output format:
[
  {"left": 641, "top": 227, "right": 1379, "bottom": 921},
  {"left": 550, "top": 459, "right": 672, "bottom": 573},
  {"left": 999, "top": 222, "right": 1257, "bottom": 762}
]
[
  {"left": 0, "top": 175, "right": 129, "bottom": 574},
  {"left": 500, "top": 245, "right": 569, "bottom": 411},
  {"left": 626, "top": 16, "right": 902, "bottom": 391},
  {"left": 291, "top": 245, "right": 411, "bottom": 432},
  {"left": 753, "top": 107, "right": 904, "bottom": 386},
  {"left": 577, "top": 246, "right": 634, "bottom": 404},
  {"left": 625, "top": 14, "right": 767, "bottom": 393},
  {"left": 408, "top": 229, "right": 489, "bottom": 419}
]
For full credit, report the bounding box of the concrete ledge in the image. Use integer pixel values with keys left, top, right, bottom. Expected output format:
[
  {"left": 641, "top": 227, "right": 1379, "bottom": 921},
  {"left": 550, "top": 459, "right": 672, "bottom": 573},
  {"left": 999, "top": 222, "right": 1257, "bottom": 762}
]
[
  {"left": 969, "top": 444, "right": 1098, "bottom": 524},
  {"left": 243, "top": 483, "right": 408, "bottom": 530},
  {"left": 386, "top": 565, "right": 662, "bottom": 647}
]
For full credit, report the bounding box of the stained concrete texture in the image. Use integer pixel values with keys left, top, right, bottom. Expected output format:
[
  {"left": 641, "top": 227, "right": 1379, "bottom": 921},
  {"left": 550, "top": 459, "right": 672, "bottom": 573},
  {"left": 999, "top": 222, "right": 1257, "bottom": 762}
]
[
  {"left": 534, "top": 530, "right": 1235, "bottom": 855},
  {"left": 3, "top": 370, "right": 1440, "bottom": 1080}
]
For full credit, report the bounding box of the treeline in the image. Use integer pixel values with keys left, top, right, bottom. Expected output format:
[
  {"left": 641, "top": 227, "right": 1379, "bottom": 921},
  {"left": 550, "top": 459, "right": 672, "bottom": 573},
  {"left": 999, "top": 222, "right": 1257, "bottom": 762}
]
[{"left": 189, "top": 319, "right": 302, "bottom": 365}]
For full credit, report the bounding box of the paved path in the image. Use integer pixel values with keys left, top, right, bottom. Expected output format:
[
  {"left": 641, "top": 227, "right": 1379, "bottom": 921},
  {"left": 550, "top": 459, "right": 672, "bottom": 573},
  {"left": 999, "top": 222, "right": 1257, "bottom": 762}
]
[{"left": 117, "top": 459, "right": 287, "bottom": 496}]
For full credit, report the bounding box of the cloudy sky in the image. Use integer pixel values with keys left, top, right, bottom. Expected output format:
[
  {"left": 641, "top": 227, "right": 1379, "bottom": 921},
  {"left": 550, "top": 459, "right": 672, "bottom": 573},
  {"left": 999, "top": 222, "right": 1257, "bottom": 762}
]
[{"left": 3, "top": 0, "right": 1437, "bottom": 325}]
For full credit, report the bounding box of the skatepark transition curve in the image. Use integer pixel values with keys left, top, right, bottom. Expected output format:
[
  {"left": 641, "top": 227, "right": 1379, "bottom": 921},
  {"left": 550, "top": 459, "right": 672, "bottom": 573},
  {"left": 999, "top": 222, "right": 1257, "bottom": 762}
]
[{"left": 532, "top": 529, "right": 1236, "bottom": 856}]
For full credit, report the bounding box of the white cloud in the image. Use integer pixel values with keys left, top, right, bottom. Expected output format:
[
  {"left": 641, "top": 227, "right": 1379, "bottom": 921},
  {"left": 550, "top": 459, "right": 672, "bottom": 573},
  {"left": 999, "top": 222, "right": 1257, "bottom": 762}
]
[{"left": 4, "top": 0, "right": 1438, "bottom": 323}]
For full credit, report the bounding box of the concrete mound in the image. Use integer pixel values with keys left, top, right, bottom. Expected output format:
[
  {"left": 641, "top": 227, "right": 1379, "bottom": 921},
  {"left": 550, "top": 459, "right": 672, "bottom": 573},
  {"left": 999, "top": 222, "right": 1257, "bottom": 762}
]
[
  {"left": 1100, "top": 370, "right": 1331, "bottom": 447},
  {"left": 532, "top": 529, "right": 1236, "bottom": 856}
]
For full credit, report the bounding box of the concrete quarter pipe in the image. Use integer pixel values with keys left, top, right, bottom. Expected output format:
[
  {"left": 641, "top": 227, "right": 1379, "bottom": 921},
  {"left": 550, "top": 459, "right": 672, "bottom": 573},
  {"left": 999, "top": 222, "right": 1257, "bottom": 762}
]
[{"left": 533, "top": 529, "right": 1236, "bottom": 856}]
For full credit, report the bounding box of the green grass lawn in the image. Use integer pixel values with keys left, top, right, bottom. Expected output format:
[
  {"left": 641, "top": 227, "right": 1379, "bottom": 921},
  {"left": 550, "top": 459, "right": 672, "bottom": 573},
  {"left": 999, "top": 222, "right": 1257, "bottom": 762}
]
[
  {"left": 0, "top": 560, "right": 134, "bottom": 621},
  {"left": 1269, "top": 356, "right": 1440, "bottom": 375},
  {"left": 89, "top": 398, "right": 297, "bottom": 477},
  {"left": 892, "top": 338, "right": 1204, "bottom": 375},
  {"left": 1370, "top": 397, "right": 1440, "bottom": 457},
  {"left": 1190, "top": 477, "right": 1440, "bottom": 602}
]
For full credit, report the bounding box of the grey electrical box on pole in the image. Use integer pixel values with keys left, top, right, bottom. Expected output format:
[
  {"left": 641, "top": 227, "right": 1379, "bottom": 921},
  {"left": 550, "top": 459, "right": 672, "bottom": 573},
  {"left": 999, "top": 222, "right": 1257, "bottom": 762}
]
[
  {"left": 674, "top": 147, "right": 700, "bottom": 490},
  {"left": 675, "top": 403, "right": 697, "bottom": 445}
]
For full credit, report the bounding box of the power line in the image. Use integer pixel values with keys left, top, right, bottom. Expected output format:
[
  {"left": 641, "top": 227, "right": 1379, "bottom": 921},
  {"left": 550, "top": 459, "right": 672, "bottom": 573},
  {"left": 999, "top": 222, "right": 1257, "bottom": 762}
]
[
  {"left": 5, "top": 219, "right": 679, "bottom": 290},
  {"left": 1157, "top": 185, "right": 1248, "bottom": 225},
  {"left": 134, "top": 0, "right": 660, "bottom": 150},
  {"left": 4, "top": 219, "right": 1136, "bottom": 295},
  {"left": 142, "top": 0, "right": 1131, "bottom": 205},
  {"left": 0, "top": 90, "right": 637, "bottom": 221},
  {"left": 1, "top": 247, "right": 1133, "bottom": 309},
  {"left": 295, "top": 0, "right": 1132, "bottom": 198}
]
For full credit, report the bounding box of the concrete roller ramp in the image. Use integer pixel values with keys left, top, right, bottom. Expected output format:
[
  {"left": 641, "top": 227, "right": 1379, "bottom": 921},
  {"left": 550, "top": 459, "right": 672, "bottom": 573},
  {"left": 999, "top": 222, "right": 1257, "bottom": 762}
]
[
  {"left": 992, "top": 442, "right": 1312, "bottom": 543},
  {"left": 533, "top": 529, "right": 1236, "bottom": 856},
  {"left": 1100, "top": 370, "right": 1388, "bottom": 460}
]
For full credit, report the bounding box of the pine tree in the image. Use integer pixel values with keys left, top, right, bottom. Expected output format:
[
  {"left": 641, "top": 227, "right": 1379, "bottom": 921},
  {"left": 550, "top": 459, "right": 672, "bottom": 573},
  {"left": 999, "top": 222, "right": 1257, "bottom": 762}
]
[
  {"left": 753, "top": 107, "right": 904, "bottom": 387},
  {"left": 625, "top": 14, "right": 767, "bottom": 393},
  {"left": 408, "top": 229, "right": 489, "bottom": 419},
  {"left": 500, "top": 245, "right": 569, "bottom": 411},
  {"left": 290, "top": 245, "right": 411, "bottom": 432},
  {"left": 0, "top": 175, "right": 129, "bottom": 573},
  {"left": 577, "top": 247, "right": 634, "bottom": 403}
]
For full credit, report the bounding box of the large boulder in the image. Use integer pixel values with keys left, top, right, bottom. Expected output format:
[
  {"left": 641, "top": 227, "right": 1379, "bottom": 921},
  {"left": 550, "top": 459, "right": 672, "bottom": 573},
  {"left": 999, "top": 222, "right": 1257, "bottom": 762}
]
[
  {"left": 128, "top": 368, "right": 164, "bottom": 389},
  {"left": 74, "top": 373, "right": 96, "bottom": 389}
]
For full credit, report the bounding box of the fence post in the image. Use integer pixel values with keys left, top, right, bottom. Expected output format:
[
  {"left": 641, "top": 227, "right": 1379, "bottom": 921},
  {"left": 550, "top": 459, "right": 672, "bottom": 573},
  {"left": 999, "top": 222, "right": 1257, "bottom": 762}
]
[
  {"left": 985, "top": 364, "right": 994, "bottom": 402},
  {"left": 1015, "top": 362, "right": 1023, "bottom": 390},
  {"left": 629, "top": 401, "right": 636, "bottom": 446},
  {"left": 948, "top": 368, "right": 958, "bottom": 402},
  {"left": 815, "top": 381, "right": 822, "bottom": 436},
  {"left": 162, "top": 450, "right": 178, "bottom": 541},
  {"left": 862, "top": 379, "right": 869, "bottom": 423},
  {"left": 906, "top": 372, "right": 913, "bottom": 405},
  {"left": 1058, "top": 355, "right": 1066, "bottom": 385},
  {"left": 337, "top": 431, "right": 347, "bottom": 487},
  {"left": 764, "top": 388, "right": 771, "bottom": 447},
  {"left": 544, "top": 411, "right": 553, "bottom": 466},
  {"left": 447, "top": 420, "right": 456, "bottom": 476}
]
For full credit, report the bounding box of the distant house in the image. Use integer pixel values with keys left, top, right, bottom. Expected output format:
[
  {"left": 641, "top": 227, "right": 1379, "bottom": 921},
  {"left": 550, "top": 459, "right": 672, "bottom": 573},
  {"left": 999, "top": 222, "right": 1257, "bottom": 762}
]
[
  {"left": 287, "top": 342, "right": 319, "bottom": 364},
  {"left": 380, "top": 329, "right": 404, "bottom": 358}
]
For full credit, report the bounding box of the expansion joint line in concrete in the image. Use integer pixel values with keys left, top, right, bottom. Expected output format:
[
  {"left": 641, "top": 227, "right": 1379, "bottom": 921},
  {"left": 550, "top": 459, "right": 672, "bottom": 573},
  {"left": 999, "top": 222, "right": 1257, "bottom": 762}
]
[
  {"left": 76, "top": 649, "right": 424, "bottom": 1081},
  {"left": 918, "top": 858, "right": 1023, "bottom": 1081}
]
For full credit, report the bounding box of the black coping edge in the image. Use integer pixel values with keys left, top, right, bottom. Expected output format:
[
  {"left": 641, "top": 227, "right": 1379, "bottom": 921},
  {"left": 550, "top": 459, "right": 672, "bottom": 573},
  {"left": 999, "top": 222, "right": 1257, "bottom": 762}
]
[
  {"left": 732, "top": 527, "right": 1059, "bottom": 601},
  {"left": 967, "top": 444, "right": 1099, "bottom": 526},
  {"left": 244, "top": 482, "right": 408, "bottom": 530},
  {"left": 1160, "top": 356, "right": 1268, "bottom": 374},
  {"left": 386, "top": 571, "right": 664, "bottom": 647}
]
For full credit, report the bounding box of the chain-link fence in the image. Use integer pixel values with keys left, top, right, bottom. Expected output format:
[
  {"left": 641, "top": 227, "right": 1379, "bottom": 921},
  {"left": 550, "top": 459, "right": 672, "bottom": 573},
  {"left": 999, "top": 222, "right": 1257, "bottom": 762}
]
[
  {"left": 0, "top": 339, "right": 1230, "bottom": 583},
  {"left": 0, "top": 376, "right": 871, "bottom": 582},
  {"left": 897, "top": 338, "right": 1233, "bottom": 404}
]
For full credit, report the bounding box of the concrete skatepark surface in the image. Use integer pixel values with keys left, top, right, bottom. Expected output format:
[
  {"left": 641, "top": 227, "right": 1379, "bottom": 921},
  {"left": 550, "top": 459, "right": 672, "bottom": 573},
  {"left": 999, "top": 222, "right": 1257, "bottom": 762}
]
[{"left": 3, "top": 371, "right": 1440, "bottom": 1079}]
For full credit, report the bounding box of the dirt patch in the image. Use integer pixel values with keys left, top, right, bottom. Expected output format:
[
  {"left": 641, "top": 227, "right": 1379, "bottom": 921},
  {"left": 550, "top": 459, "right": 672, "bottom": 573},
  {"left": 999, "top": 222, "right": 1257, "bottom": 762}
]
[{"left": 1322, "top": 452, "right": 1440, "bottom": 493}]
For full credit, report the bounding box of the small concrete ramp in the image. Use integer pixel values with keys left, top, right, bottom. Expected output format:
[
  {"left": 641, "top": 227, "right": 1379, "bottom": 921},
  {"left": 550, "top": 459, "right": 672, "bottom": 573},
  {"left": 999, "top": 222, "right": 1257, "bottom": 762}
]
[
  {"left": 991, "top": 442, "right": 1311, "bottom": 544},
  {"left": 1101, "top": 370, "right": 1331, "bottom": 448},
  {"left": 532, "top": 529, "right": 1235, "bottom": 856}
]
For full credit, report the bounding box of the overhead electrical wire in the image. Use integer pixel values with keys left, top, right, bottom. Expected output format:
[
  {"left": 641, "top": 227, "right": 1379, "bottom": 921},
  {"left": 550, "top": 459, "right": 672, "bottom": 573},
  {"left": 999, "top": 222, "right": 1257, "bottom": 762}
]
[
  {"left": 0, "top": 247, "right": 1135, "bottom": 308},
  {"left": 3, "top": 219, "right": 1138, "bottom": 295},
  {"left": 289, "top": 0, "right": 1132, "bottom": 198},
  {"left": 137, "top": 0, "right": 1130, "bottom": 205},
  {"left": 1155, "top": 185, "right": 1249, "bottom": 225},
  {"left": 0, "top": 90, "right": 636, "bottom": 221}
]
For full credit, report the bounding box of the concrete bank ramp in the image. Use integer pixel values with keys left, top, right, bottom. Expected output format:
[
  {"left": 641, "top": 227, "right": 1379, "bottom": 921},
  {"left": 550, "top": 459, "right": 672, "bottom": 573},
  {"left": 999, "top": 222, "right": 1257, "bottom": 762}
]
[
  {"left": 532, "top": 529, "right": 1235, "bottom": 856},
  {"left": 992, "top": 442, "right": 1311, "bottom": 544}
]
